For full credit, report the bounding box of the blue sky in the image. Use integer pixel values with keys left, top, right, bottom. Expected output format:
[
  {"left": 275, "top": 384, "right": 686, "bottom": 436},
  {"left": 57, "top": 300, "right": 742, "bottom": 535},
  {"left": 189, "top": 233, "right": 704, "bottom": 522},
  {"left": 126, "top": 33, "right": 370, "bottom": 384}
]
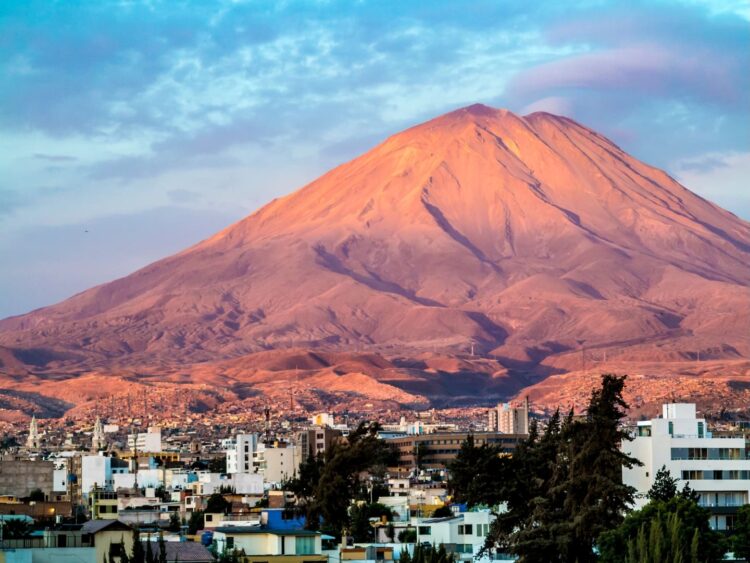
[{"left": 1, "top": 0, "right": 748, "bottom": 318}]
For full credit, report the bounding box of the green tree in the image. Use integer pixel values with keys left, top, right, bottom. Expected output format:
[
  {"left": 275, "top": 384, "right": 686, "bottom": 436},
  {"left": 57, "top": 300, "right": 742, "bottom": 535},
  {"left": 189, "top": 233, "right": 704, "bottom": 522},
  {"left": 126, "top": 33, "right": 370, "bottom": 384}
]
[
  {"left": 648, "top": 465, "right": 678, "bottom": 502},
  {"left": 346, "top": 501, "right": 393, "bottom": 539},
  {"left": 188, "top": 510, "right": 205, "bottom": 535},
  {"left": 294, "top": 422, "right": 396, "bottom": 536},
  {"left": 386, "top": 522, "right": 395, "bottom": 542},
  {"left": 447, "top": 435, "right": 506, "bottom": 508},
  {"left": 168, "top": 511, "right": 181, "bottom": 532},
  {"left": 398, "top": 529, "right": 417, "bottom": 543},
  {"left": 287, "top": 455, "right": 324, "bottom": 499},
  {"left": 731, "top": 504, "right": 750, "bottom": 560},
  {"left": 1, "top": 518, "right": 30, "bottom": 538},
  {"left": 431, "top": 505, "right": 453, "bottom": 518},
  {"left": 131, "top": 527, "right": 145, "bottom": 563},
  {"left": 205, "top": 493, "right": 231, "bottom": 514},
  {"left": 486, "top": 374, "right": 642, "bottom": 562},
  {"left": 158, "top": 531, "right": 168, "bottom": 563},
  {"left": 208, "top": 457, "right": 227, "bottom": 473},
  {"left": 410, "top": 543, "right": 455, "bottom": 563},
  {"left": 146, "top": 537, "right": 155, "bottom": 563},
  {"left": 598, "top": 495, "right": 725, "bottom": 562}
]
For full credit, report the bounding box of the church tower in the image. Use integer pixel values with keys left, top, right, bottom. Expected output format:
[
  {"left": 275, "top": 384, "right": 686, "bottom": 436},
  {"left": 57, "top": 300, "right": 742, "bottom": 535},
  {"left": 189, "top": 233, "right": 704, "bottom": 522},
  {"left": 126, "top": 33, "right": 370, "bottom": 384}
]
[
  {"left": 91, "top": 416, "right": 107, "bottom": 451},
  {"left": 26, "top": 415, "right": 40, "bottom": 450}
]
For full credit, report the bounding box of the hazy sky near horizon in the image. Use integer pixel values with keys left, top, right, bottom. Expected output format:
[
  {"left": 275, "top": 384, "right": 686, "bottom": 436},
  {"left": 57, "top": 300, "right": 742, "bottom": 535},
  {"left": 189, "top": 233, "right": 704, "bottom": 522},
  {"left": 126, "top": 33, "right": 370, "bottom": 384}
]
[{"left": 1, "top": 0, "right": 749, "bottom": 318}]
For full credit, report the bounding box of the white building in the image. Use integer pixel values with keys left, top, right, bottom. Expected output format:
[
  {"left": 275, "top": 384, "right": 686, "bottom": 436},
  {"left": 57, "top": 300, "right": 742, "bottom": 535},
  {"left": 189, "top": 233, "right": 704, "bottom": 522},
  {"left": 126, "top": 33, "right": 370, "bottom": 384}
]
[
  {"left": 310, "top": 413, "right": 335, "bottom": 427},
  {"left": 226, "top": 433, "right": 259, "bottom": 474},
  {"left": 81, "top": 454, "right": 128, "bottom": 494},
  {"left": 194, "top": 471, "right": 263, "bottom": 496},
  {"left": 622, "top": 402, "right": 750, "bottom": 531},
  {"left": 127, "top": 427, "right": 162, "bottom": 453},
  {"left": 415, "top": 510, "right": 511, "bottom": 562}
]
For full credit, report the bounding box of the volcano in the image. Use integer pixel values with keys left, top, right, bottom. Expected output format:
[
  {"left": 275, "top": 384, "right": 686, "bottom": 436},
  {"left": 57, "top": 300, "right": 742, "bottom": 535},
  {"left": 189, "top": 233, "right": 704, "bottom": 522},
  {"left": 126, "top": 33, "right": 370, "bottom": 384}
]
[{"left": 1, "top": 104, "right": 748, "bottom": 406}]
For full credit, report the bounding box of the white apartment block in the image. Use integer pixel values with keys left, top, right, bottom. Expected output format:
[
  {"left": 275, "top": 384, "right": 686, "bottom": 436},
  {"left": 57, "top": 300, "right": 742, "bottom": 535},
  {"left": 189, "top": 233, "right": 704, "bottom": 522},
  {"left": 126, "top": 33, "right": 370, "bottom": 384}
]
[
  {"left": 81, "top": 454, "right": 128, "bottom": 494},
  {"left": 415, "top": 510, "right": 512, "bottom": 562},
  {"left": 127, "top": 427, "right": 162, "bottom": 453},
  {"left": 226, "top": 433, "right": 259, "bottom": 474},
  {"left": 622, "top": 402, "right": 750, "bottom": 531}
]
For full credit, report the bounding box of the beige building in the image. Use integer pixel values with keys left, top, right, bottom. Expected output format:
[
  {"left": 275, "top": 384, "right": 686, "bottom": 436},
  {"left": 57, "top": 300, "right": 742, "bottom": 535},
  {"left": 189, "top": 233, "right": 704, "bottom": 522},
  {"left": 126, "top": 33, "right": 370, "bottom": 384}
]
[
  {"left": 488, "top": 397, "right": 529, "bottom": 434},
  {"left": 213, "top": 526, "right": 325, "bottom": 563},
  {"left": 258, "top": 442, "right": 300, "bottom": 483}
]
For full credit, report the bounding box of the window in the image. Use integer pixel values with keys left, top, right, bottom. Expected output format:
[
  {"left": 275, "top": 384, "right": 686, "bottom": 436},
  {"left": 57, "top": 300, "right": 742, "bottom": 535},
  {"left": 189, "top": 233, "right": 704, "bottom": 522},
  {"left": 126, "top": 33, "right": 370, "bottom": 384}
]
[
  {"left": 206, "top": 514, "right": 214, "bottom": 522},
  {"left": 458, "top": 524, "right": 473, "bottom": 535},
  {"left": 668, "top": 421, "right": 674, "bottom": 436},
  {"left": 296, "top": 536, "right": 316, "bottom": 555},
  {"left": 419, "top": 526, "right": 432, "bottom": 535},
  {"left": 476, "top": 524, "right": 490, "bottom": 537},
  {"left": 226, "top": 537, "right": 235, "bottom": 549},
  {"left": 698, "top": 422, "right": 704, "bottom": 438}
]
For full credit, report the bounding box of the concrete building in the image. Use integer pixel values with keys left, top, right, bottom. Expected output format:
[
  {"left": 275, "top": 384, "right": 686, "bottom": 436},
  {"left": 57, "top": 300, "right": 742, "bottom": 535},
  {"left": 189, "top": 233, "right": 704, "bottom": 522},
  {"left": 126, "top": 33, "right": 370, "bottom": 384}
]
[
  {"left": 0, "top": 519, "right": 134, "bottom": 563},
  {"left": 622, "top": 402, "right": 750, "bottom": 531},
  {"left": 310, "top": 413, "right": 335, "bottom": 427},
  {"left": 297, "top": 427, "right": 341, "bottom": 460},
  {"left": 488, "top": 398, "right": 529, "bottom": 434},
  {"left": 212, "top": 526, "right": 325, "bottom": 563},
  {"left": 226, "top": 433, "right": 259, "bottom": 474},
  {"left": 0, "top": 459, "right": 54, "bottom": 498},
  {"left": 81, "top": 454, "right": 129, "bottom": 494},
  {"left": 258, "top": 442, "right": 300, "bottom": 483},
  {"left": 415, "top": 510, "right": 511, "bottom": 562},
  {"left": 89, "top": 487, "right": 119, "bottom": 520},
  {"left": 387, "top": 432, "right": 524, "bottom": 471},
  {"left": 127, "top": 427, "right": 162, "bottom": 453}
]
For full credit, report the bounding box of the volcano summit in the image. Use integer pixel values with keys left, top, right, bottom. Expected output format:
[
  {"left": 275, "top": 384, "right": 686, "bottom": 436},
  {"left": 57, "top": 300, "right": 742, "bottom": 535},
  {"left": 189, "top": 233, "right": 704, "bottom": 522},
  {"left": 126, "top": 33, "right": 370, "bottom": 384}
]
[{"left": 1, "top": 104, "right": 748, "bottom": 412}]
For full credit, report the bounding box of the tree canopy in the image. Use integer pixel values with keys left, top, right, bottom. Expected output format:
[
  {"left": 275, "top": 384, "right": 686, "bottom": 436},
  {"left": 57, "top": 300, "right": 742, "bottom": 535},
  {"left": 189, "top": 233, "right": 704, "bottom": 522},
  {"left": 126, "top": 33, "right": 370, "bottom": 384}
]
[
  {"left": 476, "top": 374, "right": 642, "bottom": 562},
  {"left": 598, "top": 495, "right": 725, "bottom": 562},
  {"left": 287, "top": 421, "right": 396, "bottom": 536}
]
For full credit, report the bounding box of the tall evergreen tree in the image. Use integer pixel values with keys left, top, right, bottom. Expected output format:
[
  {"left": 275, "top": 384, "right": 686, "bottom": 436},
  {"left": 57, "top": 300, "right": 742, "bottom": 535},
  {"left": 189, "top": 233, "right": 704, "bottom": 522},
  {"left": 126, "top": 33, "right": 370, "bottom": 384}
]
[
  {"left": 731, "top": 505, "right": 750, "bottom": 560},
  {"left": 131, "top": 528, "right": 145, "bottom": 563},
  {"left": 158, "top": 531, "right": 167, "bottom": 563},
  {"left": 291, "top": 421, "right": 396, "bottom": 535},
  {"left": 648, "top": 465, "right": 678, "bottom": 502},
  {"left": 486, "top": 374, "right": 641, "bottom": 562},
  {"left": 145, "top": 536, "right": 155, "bottom": 563},
  {"left": 598, "top": 495, "right": 725, "bottom": 562},
  {"left": 447, "top": 434, "right": 506, "bottom": 507}
]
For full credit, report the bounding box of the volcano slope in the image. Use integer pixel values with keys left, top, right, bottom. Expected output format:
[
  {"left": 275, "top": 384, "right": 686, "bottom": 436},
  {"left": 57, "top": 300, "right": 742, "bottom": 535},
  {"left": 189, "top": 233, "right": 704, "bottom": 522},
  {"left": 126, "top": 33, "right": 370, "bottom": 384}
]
[{"left": 1, "top": 104, "right": 748, "bottom": 415}]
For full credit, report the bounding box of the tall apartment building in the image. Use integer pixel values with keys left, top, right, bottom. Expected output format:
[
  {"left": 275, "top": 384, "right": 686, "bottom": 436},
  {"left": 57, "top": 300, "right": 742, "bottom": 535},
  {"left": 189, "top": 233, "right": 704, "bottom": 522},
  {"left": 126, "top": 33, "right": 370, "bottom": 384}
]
[
  {"left": 256, "top": 442, "right": 300, "bottom": 483},
  {"left": 297, "top": 427, "right": 342, "bottom": 460},
  {"left": 622, "top": 402, "right": 750, "bottom": 531},
  {"left": 226, "top": 433, "right": 259, "bottom": 474},
  {"left": 488, "top": 397, "right": 529, "bottom": 434},
  {"left": 127, "top": 427, "right": 162, "bottom": 453}
]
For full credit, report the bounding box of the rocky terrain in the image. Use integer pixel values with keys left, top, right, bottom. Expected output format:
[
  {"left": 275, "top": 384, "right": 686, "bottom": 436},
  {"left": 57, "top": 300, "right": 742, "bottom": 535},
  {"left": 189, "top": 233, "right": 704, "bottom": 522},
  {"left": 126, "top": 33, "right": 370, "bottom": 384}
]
[{"left": 1, "top": 104, "right": 748, "bottom": 420}]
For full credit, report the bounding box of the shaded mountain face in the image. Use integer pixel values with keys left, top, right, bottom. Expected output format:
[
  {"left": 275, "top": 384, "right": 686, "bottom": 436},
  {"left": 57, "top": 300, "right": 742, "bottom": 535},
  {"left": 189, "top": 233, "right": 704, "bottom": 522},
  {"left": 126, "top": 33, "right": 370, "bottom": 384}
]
[{"left": 1, "top": 104, "right": 749, "bottom": 374}]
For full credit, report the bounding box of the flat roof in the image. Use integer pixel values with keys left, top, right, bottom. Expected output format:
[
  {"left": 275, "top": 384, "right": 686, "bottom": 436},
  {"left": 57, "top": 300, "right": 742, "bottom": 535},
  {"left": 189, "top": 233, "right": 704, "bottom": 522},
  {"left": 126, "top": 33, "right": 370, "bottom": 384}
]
[{"left": 215, "top": 526, "right": 320, "bottom": 536}]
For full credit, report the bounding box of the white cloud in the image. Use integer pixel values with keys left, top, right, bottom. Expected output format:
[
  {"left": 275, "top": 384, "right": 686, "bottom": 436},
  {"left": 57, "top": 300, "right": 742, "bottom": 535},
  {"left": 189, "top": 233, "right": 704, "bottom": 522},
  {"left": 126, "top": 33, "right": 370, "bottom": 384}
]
[{"left": 674, "top": 151, "right": 750, "bottom": 220}]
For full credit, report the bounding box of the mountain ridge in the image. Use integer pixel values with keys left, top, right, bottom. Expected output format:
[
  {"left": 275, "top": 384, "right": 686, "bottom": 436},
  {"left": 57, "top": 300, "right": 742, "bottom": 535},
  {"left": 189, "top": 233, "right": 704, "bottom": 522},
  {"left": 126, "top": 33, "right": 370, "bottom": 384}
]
[{"left": 1, "top": 104, "right": 748, "bottom": 408}]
